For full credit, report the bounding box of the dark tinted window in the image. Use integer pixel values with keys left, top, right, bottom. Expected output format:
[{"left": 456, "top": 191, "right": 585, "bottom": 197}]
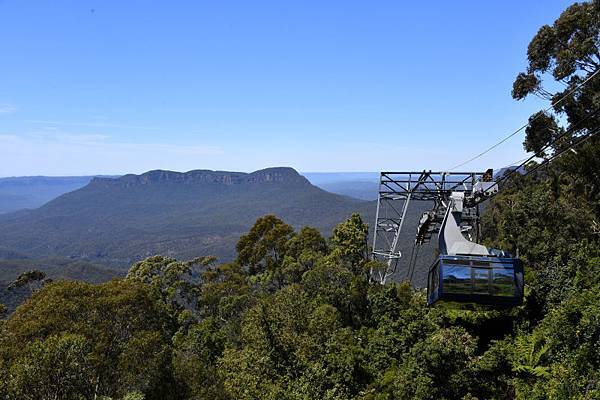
[
  {"left": 492, "top": 267, "right": 515, "bottom": 297},
  {"left": 444, "top": 259, "right": 469, "bottom": 265},
  {"left": 473, "top": 267, "right": 491, "bottom": 294},
  {"left": 472, "top": 260, "right": 491, "bottom": 267},
  {"left": 442, "top": 265, "right": 471, "bottom": 294}
]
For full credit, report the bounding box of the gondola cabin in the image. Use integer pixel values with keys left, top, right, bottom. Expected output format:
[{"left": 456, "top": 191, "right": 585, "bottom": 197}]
[{"left": 427, "top": 255, "right": 524, "bottom": 307}]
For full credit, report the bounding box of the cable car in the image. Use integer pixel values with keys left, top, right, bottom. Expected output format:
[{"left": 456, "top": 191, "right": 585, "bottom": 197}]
[
  {"left": 427, "top": 255, "right": 524, "bottom": 307},
  {"left": 428, "top": 190, "right": 524, "bottom": 307},
  {"left": 371, "top": 171, "right": 524, "bottom": 308}
]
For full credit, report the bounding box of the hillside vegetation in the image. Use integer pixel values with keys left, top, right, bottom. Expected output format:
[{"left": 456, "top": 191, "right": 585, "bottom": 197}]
[
  {"left": 0, "top": 173, "right": 377, "bottom": 215},
  {"left": 0, "top": 168, "right": 375, "bottom": 269}
]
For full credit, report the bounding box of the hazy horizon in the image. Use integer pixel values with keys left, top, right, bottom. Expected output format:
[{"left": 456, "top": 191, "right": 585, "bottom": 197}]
[{"left": 0, "top": 169, "right": 380, "bottom": 179}]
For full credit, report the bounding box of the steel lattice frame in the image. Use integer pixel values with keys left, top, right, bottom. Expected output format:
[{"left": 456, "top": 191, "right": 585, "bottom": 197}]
[{"left": 371, "top": 171, "right": 487, "bottom": 284}]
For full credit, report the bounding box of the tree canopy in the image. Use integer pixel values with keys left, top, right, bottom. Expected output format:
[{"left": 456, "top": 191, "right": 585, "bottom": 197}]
[{"left": 512, "top": 0, "right": 600, "bottom": 155}]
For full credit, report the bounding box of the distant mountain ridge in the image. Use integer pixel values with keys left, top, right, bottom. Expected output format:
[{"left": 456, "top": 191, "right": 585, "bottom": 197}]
[
  {"left": 0, "top": 171, "right": 380, "bottom": 214},
  {"left": 0, "top": 167, "right": 375, "bottom": 270},
  {"left": 92, "top": 167, "right": 310, "bottom": 187},
  {"left": 0, "top": 175, "right": 115, "bottom": 214}
]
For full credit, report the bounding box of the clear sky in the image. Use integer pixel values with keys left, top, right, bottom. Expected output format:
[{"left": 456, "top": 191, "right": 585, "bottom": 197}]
[{"left": 0, "top": 0, "right": 575, "bottom": 176}]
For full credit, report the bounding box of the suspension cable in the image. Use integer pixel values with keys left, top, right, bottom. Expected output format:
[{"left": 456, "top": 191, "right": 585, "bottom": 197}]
[
  {"left": 488, "top": 125, "right": 600, "bottom": 202},
  {"left": 493, "top": 106, "right": 600, "bottom": 188},
  {"left": 403, "top": 243, "right": 417, "bottom": 282},
  {"left": 407, "top": 245, "right": 421, "bottom": 286},
  {"left": 517, "top": 126, "right": 600, "bottom": 179},
  {"left": 448, "top": 68, "right": 600, "bottom": 171}
]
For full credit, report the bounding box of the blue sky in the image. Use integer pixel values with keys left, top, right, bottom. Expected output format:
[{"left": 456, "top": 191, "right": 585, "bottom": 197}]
[{"left": 0, "top": 0, "right": 574, "bottom": 176}]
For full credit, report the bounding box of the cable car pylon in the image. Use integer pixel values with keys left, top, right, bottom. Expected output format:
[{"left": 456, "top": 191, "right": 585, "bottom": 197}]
[{"left": 371, "top": 170, "right": 524, "bottom": 307}]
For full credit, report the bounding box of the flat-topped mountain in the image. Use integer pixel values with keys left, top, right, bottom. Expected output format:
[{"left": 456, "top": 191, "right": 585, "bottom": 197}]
[
  {"left": 0, "top": 167, "right": 375, "bottom": 269},
  {"left": 91, "top": 167, "right": 309, "bottom": 187}
]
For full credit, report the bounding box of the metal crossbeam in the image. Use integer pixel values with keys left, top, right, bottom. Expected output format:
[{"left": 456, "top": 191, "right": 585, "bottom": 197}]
[{"left": 378, "top": 171, "right": 487, "bottom": 199}]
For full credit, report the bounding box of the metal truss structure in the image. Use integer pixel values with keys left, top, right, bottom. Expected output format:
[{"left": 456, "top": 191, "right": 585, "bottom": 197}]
[{"left": 371, "top": 170, "right": 490, "bottom": 284}]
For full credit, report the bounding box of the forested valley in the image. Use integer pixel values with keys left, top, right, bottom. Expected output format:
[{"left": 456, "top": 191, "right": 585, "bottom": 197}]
[{"left": 1, "top": 1, "right": 600, "bottom": 399}]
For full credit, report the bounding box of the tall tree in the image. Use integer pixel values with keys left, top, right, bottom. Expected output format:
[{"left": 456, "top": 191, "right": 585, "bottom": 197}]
[
  {"left": 127, "top": 255, "right": 216, "bottom": 318},
  {"left": 6, "top": 334, "right": 95, "bottom": 400},
  {"left": 329, "top": 213, "right": 370, "bottom": 276},
  {"left": 512, "top": 0, "right": 600, "bottom": 156},
  {"left": 236, "top": 215, "right": 295, "bottom": 275},
  {"left": 1, "top": 280, "right": 178, "bottom": 400},
  {"left": 486, "top": 1, "right": 600, "bottom": 312}
]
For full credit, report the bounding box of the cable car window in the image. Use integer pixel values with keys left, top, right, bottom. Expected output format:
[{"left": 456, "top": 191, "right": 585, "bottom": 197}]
[
  {"left": 444, "top": 259, "right": 468, "bottom": 265},
  {"left": 473, "top": 267, "right": 491, "bottom": 295},
  {"left": 492, "top": 267, "right": 515, "bottom": 297},
  {"left": 432, "top": 264, "right": 439, "bottom": 293},
  {"left": 442, "top": 265, "right": 471, "bottom": 294}
]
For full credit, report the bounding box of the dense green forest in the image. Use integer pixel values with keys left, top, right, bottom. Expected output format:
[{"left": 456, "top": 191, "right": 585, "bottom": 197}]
[{"left": 1, "top": 1, "right": 600, "bottom": 399}]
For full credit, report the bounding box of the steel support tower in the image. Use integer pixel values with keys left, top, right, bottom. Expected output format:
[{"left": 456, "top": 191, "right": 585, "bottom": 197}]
[{"left": 371, "top": 170, "right": 491, "bottom": 284}]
